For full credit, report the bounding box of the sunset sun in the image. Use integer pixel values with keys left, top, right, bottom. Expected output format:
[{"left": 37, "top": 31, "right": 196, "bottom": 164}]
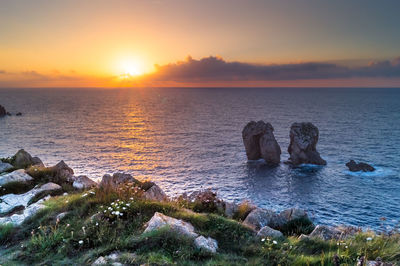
[{"left": 118, "top": 59, "right": 145, "bottom": 77}]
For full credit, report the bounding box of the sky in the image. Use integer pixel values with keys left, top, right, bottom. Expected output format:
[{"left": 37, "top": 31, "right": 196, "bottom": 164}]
[{"left": 0, "top": 0, "right": 399, "bottom": 88}]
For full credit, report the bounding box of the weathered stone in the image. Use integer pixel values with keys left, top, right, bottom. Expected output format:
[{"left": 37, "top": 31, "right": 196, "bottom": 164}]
[
  {"left": 308, "top": 225, "right": 341, "bottom": 240},
  {"left": 144, "top": 212, "right": 198, "bottom": 238},
  {"left": 13, "top": 149, "right": 37, "bottom": 169},
  {"left": 346, "top": 160, "right": 375, "bottom": 172},
  {"left": 0, "top": 182, "right": 61, "bottom": 215},
  {"left": 73, "top": 175, "right": 98, "bottom": 190},
  {"left": 0, "top": 199, "right": 46, "bottom": 225},
  {"left": 243, "top": 208, "right": 285, "bottom": 231},
  {"left": 288, "top": 122, "right": 326, "bottom": 165},
  {"left": 50, "top": 161, "right": 74, "bottom": 183},
  {"left": 279, "top": 208, "right": 308, "bottom": 223},
  {"left": 257, "top": 226, "right": 284, "bottom": 238},
  {"left": 0, "top": 162, "right": 13, "bottom": 174},
  {"left": 143, "top": 184, "right": 168, "bottom": 201},
  {"left": 224, "top": 201, "right": 239, "bottom": 218},
  {"left": 100, "top": 172, "right": 140, "bottom": 189},
  {"left": 0, "top": 169, "right": 33, "bottom": 186},
  {"left": 0, "top": 105, "right": 6, "bottom": 117},
  {"left": 242, "top": 121, "right": 268, "bottom": 160},
  {"left": 31, "top": 157, "right": 44, "bottom": 167},
  {"left": 194, "top": 235, "right": 218, "bottom": 253},
  {"left": 259, "top": 127, "right": 281, "bottom": 165}
]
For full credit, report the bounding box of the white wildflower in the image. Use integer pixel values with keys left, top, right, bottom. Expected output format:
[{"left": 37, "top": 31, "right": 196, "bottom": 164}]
[
  {"left": 78, "top": 240, "right": 83, "bottom": 245},
  {"left": 261, "top": 238, "right": 265, "bottom": 242},
  {"left": 273, "top": 240, "right": 277, "bottom": 245},
  {"left": 366, "top": 237, "right": 373, "bottom": 241}
]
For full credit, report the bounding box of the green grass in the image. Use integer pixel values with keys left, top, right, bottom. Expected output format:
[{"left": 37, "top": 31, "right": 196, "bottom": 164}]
[{"left": 1, "top": 185, "right": 399, "bottom": 265}]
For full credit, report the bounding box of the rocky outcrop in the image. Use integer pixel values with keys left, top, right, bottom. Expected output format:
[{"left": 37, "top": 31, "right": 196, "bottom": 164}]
[
  {"left": 194, "top": 236, "right": 218, "bottom": 253},
  {"left": 0, "top": 105, "right": 6, "bottom": 117},
  {"left": 288, "top": 122, "right": 326, "bottom": 165},
  {"left": 0, "top": 169, "right": 33, "bottom": 186},
  {"left": 242, "top": 121, "right": 281, "bottom": 164},
  {"left": 143, "top": 184, "right": 168, "bottom": 201},
  {"left": 308, "top": 225, "right": 341, "bottom": 240},
  {"left": 0, "top": 182, "right": 61, "bottom": 215},
  {"left": 243, "top": 208, "right": 285, "bottom": 231},
  {"left": 346, "top": 160, "right": 375, "bottom": 172},
  {"left": 144, "top": 212, "right": 198, "bottom": 238},
  {"left": 0, "top": 162, "right": 13, "bottom": 174},
  {"left": 72, "top": 175, "right": 98, "bottom": 190},
  {"left": 257, "top": 226, "right": 283, "bottom": 238},
  {"left": 50, "top": 161, "right": 74, "bottom": 183},
  {"left": 0, "top": 198, "right": 47, "bottom": 225},
  {"left": 99, "top": 172, "right": 140, "bottom": 189},
  {"left": 279, "top": 208, "right": 308, "bottom": 223},
  {"left": 12, "top": 149, "right": 43, "bottom": 169}
]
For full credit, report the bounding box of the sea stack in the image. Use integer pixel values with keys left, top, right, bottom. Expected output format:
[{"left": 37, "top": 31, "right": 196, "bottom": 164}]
[
  {"left": 287, "top": 122, "right": 326, "bottom": 166},
  {"left": 346, "top": 160, "right": 375, "bottom": 172},
  {"left": 0, "top": 105, "right": 6, "bottom": 117},
  {"left": 242, "top": 121, "right": 281, "bottom": 165}
]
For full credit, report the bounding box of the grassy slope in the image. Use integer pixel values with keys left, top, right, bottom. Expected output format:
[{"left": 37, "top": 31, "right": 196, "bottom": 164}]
[{"left": 0, "top": 187, "right": 399, "bottom": 266}]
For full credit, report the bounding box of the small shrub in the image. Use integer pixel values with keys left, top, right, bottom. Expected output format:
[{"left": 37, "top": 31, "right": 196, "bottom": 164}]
[
  {"left": 233, "top": 200, "right": 255, "bottom": 221},
  {"left": 278, "top": 217, "right": 315, "bottom": 236},
  {"left": 0, "top": 224, "right": 16, "bottom": 245}
]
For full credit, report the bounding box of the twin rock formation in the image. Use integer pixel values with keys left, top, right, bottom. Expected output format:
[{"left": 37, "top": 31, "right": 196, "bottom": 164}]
[{"left": 242, "top": 121, "right": 326, "bottom": 166}]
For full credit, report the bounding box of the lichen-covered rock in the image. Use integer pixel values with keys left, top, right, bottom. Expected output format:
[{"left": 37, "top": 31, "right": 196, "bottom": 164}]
[
  {"left": 308, "top": 225, "right": 341, "bottom": 240},
  {"left": 288, "top": 122, "right": 326, "bottom": 165},
  {"left": 279, "top": 208, "right": 308, "bottom": 223},
  {"left": 0, "top": 169, "right": 33, "bottom": 186},
  {"left": 346, "top": 160, "right": 375, "bottom": 172},
  {"left": 73, "top": 175, "right": 98, "bottom": 190},
  {"left": 0, "top": 182, "right": 61, "bottom": 215},
  {"left": 242, "top": 121, "right": 281, "bottom": 164},
  {"left": 194, "top": 235, "right": 218, "bottom": 253},
  {"left": 0, "top": 198, "right": 46, "bottom": 225},
  {"left": 144, "top": 212, "right": 198, "bottom": 238},
  {"left": 0, "top": 162, "right": 13, "bottom": 174},
  {"left": 99, "top": 172, "right": 140, "bottom": 189},
  {"left": 143, "top": 184, "right": 168, "bottom": 201},
  {"left": 243, "top": 208, "right": 285, "bottom": 231},
  {"left": 257, "top": 226, "right": 284, "bottom": 238}
]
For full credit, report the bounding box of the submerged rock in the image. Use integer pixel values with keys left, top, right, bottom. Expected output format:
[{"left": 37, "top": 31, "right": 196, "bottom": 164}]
[
  {"left": 0, "top": 162, "right": 14, "bottom": 174},
  {"left": 144, "top": 212, "right": 198, "bottom": 238},
  {"left": 143, "top": 184, "right": 168, "bottom": 201},
  {"left": 0, "top": 169, "right": 33, "bottom": 186},
  {"left": 243, "top": 208, "right": 284, "bottom": 231},
  {"left": 0, "top": 105, "right": 6, "bottom": 117},
  {"left": 242, "top": 121, "right": 281, "bottom": 164},
  {"left": 194, "top": 235, "right": 218, "bottom": 253},
  {"left": 257, "top": 226, "right": 284, "bottom": 238},
  {"left": 99, "top": 172, "right": 140, "bottom": 189},
  {"left": 72, "top": 175, "right": 98, "bottom": 190},
  {"left": 0, "top": 182, "right": 61, "bottom": 215},
  {"left": 288, "top": 122, "right": 326, "bottom": 165},
  {"left": 346, "top": 160, "right": 375, "bottom": 172}
]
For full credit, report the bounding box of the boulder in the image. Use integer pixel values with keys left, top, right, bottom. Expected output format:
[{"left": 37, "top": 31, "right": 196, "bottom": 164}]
[
  {"left": 194, "top": 236, "right": 218, "bottom": 253},
  {"left": 50, "top": 161, "right": 74, "bottom": 183},
  {"left": 0, "top": 162, "right": 13, "bottom": 173},
  {"left": 242, "top": 121, "right": 281, "bottom": 164},
  {"left": 144, "top": 212, "right": 198, "bottom": 238},
  {"left": 73, "top": 175, "right": 98, "bottom": 190},
  {"left": 13, "top": 149, "right": 37, "bottom": 169},
  {"left": 243, "top": 208, "right": 285, "bottom": 231},
  {"left": 0, "top": 169, "right": 33, "bottom": 186},
  {"left": 257, "top": 226, "right": 284, "bottom": 238},
  {"left": 99, "top": 172, "right": 140, "bottom": 189},
  {"left": 31, "top": 157, "right": 44, "bottom": 167},
  {"left": 259, "top": 127, "right": 281, "bottom": 165},
  {"left": 279, "top": 208, "right": 308, "bottom": 223},
  {"left": 0, "top": 182, "right": 61, "bottom": 215},
  {"left": 288, "top": 122, "right": 326, "bottom": 165},
  {"left": 0, "top": 105, "right": 6, "bottom": 117},
  {"left": 346, "top": 160, "right": 375, "bottom": 172},
  {"left": 308, "top": 225, "right": 341, "bottom": 240},
  {"left": 143, "top": 184, "right": 168, "bottom": 201},
  {"left": 0, "top": 198, "right": 46, "bottom": 225}
]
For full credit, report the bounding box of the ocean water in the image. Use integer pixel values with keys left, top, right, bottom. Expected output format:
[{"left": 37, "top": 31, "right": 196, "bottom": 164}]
[{"left": 0, "top": 87, "right": 399, "bottom": 229}]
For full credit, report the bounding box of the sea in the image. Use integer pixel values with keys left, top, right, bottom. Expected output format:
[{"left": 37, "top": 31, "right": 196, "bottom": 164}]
[{"left": 0, "top": 87, "right": 399, "bottom": 229}]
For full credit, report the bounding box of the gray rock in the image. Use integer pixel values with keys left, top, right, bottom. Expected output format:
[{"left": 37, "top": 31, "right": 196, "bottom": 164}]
[
  {"left": 56, "top": 212, "right": 69, "bottom": 221},
  {"left": 224, "top": 201, "right": 239, "bottom": 218},
  {"left": 243, "top": 208, "right": 285, "bottom": 231},
  {"left": 0, "top": 198, "right": 47, "bottom": 225},
  {"left": 13, "top": 149, "right": 37, "bottom": 169},
  {"left": 346, "top": 160, "right": 375, "bottom": 172},
  {"left": 298, "top": 234, "right": 310, "bottom": 241},
  {"left": 279, "top": 208, "right": 308, "bottom": 223},
  {"left": 288, "top": 122, "right": 326, "bottom": 165},
  {"left": 194, "top": 235, "right": 218, "bottom": 253},
  {"left": 73, "top": 175, "right": 98, "bottom": 190},
  {"left": 143, "top": 184, "right": 168, "bottom": 201},
  {"left": 92, "top": 256, "right": 107, "bottom": 265},
  {"left": 0, "top": 182, "right": 61, "bottom": 215},
  {"left": 0, "top": 105, "right": 6, "bottom": 117},
  {"left": 242, "top": 121, "right": 281, "bottom": 164},
  {"left": 144, "top": 212, "right": 198, "bottom": 238},
  {"left": 100, "top": 172, "right": 140, "bottom": 189},
  {"left": 0, "top": 162, "right": 13, "bottom": 174},
  {"left": 0, "top": 169, "right": 33, "bottom": 186},
  {"left": 257, "top": 226, "right": 284, "bottom": 238},
  {"left": 31, "top": 157, "right": 44, "bottom": 167},
  {"left": 308, "top": 225, "right": 341, "bottom": 240},
  {"left": 51, "top": 161, "right": 74, "bottom": 183}
]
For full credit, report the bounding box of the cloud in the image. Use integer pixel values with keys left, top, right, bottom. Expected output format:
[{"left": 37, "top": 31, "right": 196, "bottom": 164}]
[{"left": 146, "top": 56, "right": 400, "bottom": 82}]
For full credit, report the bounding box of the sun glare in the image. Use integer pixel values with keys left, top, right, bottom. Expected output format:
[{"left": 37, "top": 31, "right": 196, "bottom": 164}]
[{"left": 121, "top": 61, "right": 143, "bottom": 76}]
